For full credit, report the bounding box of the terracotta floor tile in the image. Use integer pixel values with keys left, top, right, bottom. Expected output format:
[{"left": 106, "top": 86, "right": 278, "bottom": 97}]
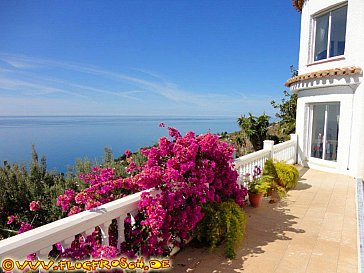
[
  {"left": 306, "top": 255, "right": 338, "bottom": 273},
  {"left": 337, "top": 261, "right": 358, "bottom": 273}
]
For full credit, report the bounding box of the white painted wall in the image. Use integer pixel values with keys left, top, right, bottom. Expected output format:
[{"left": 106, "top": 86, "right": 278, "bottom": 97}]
[
  {"left": 298, "top": 0, "right": 364, "bottom": 74},
  {"left": 293, "top": 0, "right": 364, "bottom": 178}
]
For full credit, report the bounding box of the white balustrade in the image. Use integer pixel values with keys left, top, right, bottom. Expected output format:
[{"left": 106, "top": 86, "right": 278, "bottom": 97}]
[
  {"left": 100, "top": 220, "right": 112, "bottom": 246},
  {"left": 234, "top": 134, "right": 298, "bottom": 185},
  {"left": 0, "top": 189, "right": 152, "bottom": 260},
  {"left": 272, "top": 140, "right": 296, "bottom": 163},
  {"left": 235, "top": 149, "right": 271, "bottom": 187}
]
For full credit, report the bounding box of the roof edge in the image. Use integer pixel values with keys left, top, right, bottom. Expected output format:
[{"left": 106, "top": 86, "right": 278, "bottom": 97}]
[
  {"left": 285, "top": 66, "right": 363, "bottom": 87},
  {"left": 292, "top": 0, "right": 305, "bottom": 12}
]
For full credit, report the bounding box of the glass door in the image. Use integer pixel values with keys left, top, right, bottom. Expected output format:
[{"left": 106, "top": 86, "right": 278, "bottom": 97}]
[{"left": 310, "top": 103, "right": 340, "bottom": 161}]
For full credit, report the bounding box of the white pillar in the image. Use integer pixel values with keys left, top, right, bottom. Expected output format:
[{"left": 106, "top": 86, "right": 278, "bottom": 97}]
[
  {"left": 290, "top": 134, "right": 298, "bottom": 164},
  {"left": 263, "top": 140, "right": 274, "bottom": 159}
]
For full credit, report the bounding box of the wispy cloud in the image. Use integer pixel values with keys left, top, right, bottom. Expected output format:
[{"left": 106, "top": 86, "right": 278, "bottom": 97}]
[
  {"left": 68, "top": 83, "right": 144, "bottom": 101},
  {"left": 0, "top": 53, "right": 196, "bottom": 103},
  {"left": 0, "top": 76, "right": 88, "bottom": 98},
  {"left": 0, "top": 53, "right": 275, "bottom": 116}
]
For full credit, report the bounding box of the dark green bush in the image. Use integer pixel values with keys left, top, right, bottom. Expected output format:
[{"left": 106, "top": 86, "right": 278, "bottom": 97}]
[
  {"left": 195, "top": 200, "right": 247, "bottom": 259},
  {"left": 0, "top": 146, "right": 143, "bottom": 239}
]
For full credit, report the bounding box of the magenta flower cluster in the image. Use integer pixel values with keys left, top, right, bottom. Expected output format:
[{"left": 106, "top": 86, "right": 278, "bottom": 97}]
[
  {"left": 29, "top": 201, "right": 41, "bottom": 212},
  {"left": 8, "top": 125, "right": 248, "bottom": 261}
]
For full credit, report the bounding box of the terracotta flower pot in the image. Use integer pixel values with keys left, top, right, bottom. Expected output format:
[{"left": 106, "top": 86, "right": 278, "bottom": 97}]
[{"left": 249, "top": 192, "right": 264, "bottom": 208}]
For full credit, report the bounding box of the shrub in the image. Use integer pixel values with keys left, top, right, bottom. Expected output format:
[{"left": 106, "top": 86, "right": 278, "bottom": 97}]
[
  {"left": 274, "top": 161, "right": 299, "bottom": 190},
  {"left": 54, "top": 125, "right": 248, "bottom": 258},
  {"left": 195, "top": 200, "right": 247, "bottom": 259},
  {"left": 3, "top": 126, "right": 248, "bottom": 259},
  {"left": 263, "top": 160, "right": 299, "bottom": 192},
  {"left": 262, "top": 159, "right": 278, "bottom": 178}
]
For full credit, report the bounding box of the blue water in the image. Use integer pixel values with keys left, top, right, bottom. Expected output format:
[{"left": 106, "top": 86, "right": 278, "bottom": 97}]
[{"left": 0, "top": 116, "right": 239, "bottom": 172}]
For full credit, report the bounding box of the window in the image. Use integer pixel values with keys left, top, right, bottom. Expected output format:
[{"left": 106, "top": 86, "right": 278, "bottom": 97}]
[
  {"left": 313, "top": 5, "right": 347, "bottom": 61},
  {"left": 310, "top": 103, "right": 340, "bottom": 161}
]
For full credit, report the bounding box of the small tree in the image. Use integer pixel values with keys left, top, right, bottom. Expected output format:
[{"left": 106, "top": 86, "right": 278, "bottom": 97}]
[
  {"left": 237, "top": 113, "right": 270, "bottom": 151},
  {"left": 271, "top": 91, "right": 297, "bottom": 137}
]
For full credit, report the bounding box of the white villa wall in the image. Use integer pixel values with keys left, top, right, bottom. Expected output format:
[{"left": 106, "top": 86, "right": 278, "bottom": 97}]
[
  {"left": 350, "top": 84, "right": 364, "bottom": 178},
  {"left": 294, "top": 0, "right": 364, "bottom": 178},
  {"left": 298, "top": 0, "right": 364, "bottom": 74}
]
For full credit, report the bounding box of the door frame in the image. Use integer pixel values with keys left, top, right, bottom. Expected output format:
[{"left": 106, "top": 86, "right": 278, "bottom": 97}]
[{"left": 306, "top": 102, "right": 340, "bottom": 168}]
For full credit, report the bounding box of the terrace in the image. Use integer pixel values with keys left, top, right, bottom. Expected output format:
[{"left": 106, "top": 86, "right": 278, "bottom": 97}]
[
  {"left": 172, "top": 169, "right": 358, "bottom": 273},
  {"left": 0, "top": 135, "right": 361, "bottom": 272}
]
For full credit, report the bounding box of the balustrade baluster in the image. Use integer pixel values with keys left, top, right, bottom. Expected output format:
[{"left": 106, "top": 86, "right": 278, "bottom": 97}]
[
  {"left": 81, "top": 228, "right": 95, "bottom": 241},
  {"left": 117, "top": 217, "right": 125, "bottom": 248},
  {"left": 61, "top": 237, "right": 75, "bottom": 251},
  {"left": 36, "top": 246, "right": 52, "bottom": 259},
  {"left": 100, "top": 221, "right": 112, "bottom": 246}
]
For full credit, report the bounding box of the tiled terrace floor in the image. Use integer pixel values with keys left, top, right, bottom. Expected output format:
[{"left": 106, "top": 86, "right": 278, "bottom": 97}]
[{"left": 171, "top": 169, "right": 359, "bottom": 273}]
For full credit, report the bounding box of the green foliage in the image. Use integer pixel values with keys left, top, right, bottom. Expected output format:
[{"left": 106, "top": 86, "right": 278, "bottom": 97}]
[
  {"left": 262, "top": 159, "right": 284, "bottom": 197},
  {"left": 237, "top": 113, "right": 270, "bottom": 151},
  {"left": 0, "top": 145, "right": 143, "bottom": 239},
  {"left": 103, "top": 147, "right": 114, "bottom": 164},
  {"left": 129, "top": 149, "right": 148, "bottom": 167},
  {"left": 274, "top": 161, "right": 299, "bottom": 190},
  {"left": 0, "top": 152, "right": 74, "bottom": 238},
  {"left": 263, "top": 160, "right": 299, "bottom": 195},
  {"left": 196, "top": 200, "right": 247, "bottom": 259},
  {"left": 247, "top": 177, "right": 271, "bottom": 194},
  {"left": 263, "top": 160, "right": 278, "bottom": 178},
  {"left": 271, "top": 91, "right": 298, "bottom": 138}
]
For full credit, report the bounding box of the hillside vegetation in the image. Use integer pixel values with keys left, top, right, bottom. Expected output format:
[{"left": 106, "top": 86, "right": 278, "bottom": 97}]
[{"left": 219, "top": 90, "right": 297, "bottom": 157}]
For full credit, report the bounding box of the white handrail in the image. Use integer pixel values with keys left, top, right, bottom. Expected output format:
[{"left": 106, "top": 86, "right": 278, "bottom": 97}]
[
  {"left": 234, "top": 135, "right": 298, "bottom": 185},
  {"left": 234, "top": 149, "right": 271, "bottom": 168},
  {"left": 272, "top": 139, "right": 295, "bottom": 152},
  {"left": 272, "top": 139, "right": 296, "bottom": 164},
  {"left": 0, "top": 189, "right": 152, "bottom": 259}
]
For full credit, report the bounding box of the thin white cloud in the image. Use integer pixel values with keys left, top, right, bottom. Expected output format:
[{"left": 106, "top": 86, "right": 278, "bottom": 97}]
[
  {"left": 68, "top": 83, "right": 144, "bottom": 101},
  {"left": 0, "top": 76, "right": 88, "bottom": 98},
  {"left": 0, "top": 53, "right": 197, "bottom": 103},
  {"left": 0, "top": 53, "right": 274, "bottom": 116}
]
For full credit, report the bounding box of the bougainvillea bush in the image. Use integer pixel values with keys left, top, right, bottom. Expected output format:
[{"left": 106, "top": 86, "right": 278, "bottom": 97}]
[{"left": 5, "top": 125, "right": 248, "bottom": 260}]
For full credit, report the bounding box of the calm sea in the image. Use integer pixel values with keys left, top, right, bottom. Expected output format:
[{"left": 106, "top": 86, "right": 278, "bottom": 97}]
[{"left": 0, "top": 116, "right": 239, "bottom": 172}]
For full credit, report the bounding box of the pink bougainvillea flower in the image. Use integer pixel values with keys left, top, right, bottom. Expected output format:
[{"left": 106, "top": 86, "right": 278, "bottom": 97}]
[
  {"left": 167, "top": 126, "right": 182, "bottom": 139},
  {"left": 18, "top": 222, "right": 32, "bottom": 234},
  {"left": 124, "top": 149, "right": 132, "bottom": 158},
  {"left": 7, "top": 215, "right": 17, "bottom": 225},
  {"left": 26, "top": 253, "right": 37, "bottom": 261},
  {"left": 29, "top": 201, "right": 41, "bottom": 212},
  {"left": 92, "top": 245, "right": 118, "bottom": 258},
  {"left": 67, "top": 206, "right": 81, "bottom": 216},
  {"left": 54, "top": 125, "right": 248, "bottom": 259}
]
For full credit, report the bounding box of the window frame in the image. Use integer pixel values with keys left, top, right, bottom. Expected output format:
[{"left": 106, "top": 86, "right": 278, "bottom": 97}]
[{"left": 309, "top": 3, "right": 348, "bottom": 64}]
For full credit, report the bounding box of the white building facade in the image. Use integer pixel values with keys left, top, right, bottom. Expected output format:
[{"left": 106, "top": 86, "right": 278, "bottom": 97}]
[{"left": 286, "top": 0, "right": 364, "bottom": 178}]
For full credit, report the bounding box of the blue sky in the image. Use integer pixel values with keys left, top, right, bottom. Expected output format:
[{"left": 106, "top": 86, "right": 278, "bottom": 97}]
[{"left": 0, "top": 0, "right": 301, "bottom": 117}]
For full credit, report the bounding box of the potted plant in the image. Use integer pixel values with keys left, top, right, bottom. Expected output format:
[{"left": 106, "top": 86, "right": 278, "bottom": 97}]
[{"left": 245, "top": 166, "right": 271, "bottom": 208}]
